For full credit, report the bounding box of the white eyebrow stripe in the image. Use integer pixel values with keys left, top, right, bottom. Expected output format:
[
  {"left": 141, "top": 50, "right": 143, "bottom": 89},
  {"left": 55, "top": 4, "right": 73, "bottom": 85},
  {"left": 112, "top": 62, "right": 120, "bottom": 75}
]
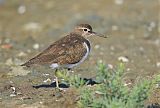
[{"left": 76, "top": 27, "right": 90, "bottom": 31}]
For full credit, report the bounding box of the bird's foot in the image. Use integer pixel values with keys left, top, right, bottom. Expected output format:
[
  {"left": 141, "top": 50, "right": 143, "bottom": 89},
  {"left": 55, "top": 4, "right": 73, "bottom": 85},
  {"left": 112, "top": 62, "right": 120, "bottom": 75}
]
[{"left": 55, "top": 87, "right": 64, "bottom": 92}]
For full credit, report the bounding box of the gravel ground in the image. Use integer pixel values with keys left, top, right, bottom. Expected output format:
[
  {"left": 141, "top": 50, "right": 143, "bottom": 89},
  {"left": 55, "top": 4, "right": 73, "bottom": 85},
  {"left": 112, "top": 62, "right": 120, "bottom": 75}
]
[{"left": 0, "top": 0, "right": 159, "bottom": 107}]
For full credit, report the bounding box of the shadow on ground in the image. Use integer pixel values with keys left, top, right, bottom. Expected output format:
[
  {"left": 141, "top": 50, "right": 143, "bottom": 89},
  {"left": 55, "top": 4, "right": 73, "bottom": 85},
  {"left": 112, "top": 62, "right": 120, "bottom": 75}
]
[{"left": 33, "top": 78, "right": 98, "bottom": 89}]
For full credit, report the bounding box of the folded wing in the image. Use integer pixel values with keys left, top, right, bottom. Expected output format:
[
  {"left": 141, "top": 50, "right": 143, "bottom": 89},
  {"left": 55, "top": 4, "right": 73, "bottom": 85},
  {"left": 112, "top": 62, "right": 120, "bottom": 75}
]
[{"left": 21, "top": 34, "right": 87, "bottom": 67}]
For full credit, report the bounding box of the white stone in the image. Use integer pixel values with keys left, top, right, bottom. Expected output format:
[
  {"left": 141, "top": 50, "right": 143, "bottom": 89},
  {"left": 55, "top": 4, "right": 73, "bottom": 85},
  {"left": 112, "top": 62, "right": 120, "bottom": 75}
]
[
  {"left": 127, "top": 68, "right": 130, "bottom": 71},
  {"left": 24, "top": 22, "right": 42, "bottom": 32},
  {"left": 17, "top": 51, "right": 27, "bottom": 57},
  {"left": 111, "top": 25, "right": 119, "bottom": 31},
  {"left": 33, "top": 43, "right": 39, "bottom": 50},
  {"left": 42, "top": 73, "right": 50, "bottom": 76},
  {"left": 108, "top": 64, "right": 113, "bottom": 69},
  {"left": 10, "top": 94, "right": 16, "bottom": 97},
  {"left": 150, "top": 21, "right": 156, "bottom": 28},
  {"left": 17, "top": 5, "right": 26, "bottom": 14},
  {"left": 27, "top": 49, "right": 31, "bottom": 53},
  {"left": 110, "top": 46, "right": 115, "bottom": 51},
  {"left": 114, "top": 0, "right": 124, "bottom": 5},
  {"left": 124, "top": 82, "right": 132, "bottom": 86},
  {"left": 118, "top": 56, "right": 129, "bottom": 63},
  {"left": 156, "top": 62, "right": 160, "bottom": 67},
  {"left": 94, "top": 44, "right": 100, "bottom": 49}
]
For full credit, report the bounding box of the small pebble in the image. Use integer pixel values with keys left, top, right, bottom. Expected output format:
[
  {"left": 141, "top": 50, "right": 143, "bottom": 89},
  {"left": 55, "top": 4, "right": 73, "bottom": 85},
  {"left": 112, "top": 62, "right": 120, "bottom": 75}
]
[
  {"left": 87, "top": 85, "right": 92, "bottom": 87},
  {"left": 27, "top": 49, "right": 31, "bottom": 53},
  {"left": 10, "top": 94, "right": 16, "bottom": 97},
  {"left": 111, "top": 25, "right": 119, "bottom": 31},
  {"left": 98, "top": 60, "right": 103, "bottom": 63},
  {"left": 150, "top": 21, "right": 156, "bottom": 28},
  {"left": 17, "top": 51, "right": 27, "bottom": 57},
  {"left": 155, "top": 83, "right": 160, "bottom": 88},
  {"left": 17, "top": 5, "right": 26, "bottom": 14},
  {"left": 17, "top": 92, "right": 22, "bottom": 95},
  {"left": 118, "top": 56, "right": 129, "bottom": 63},
  {"left": 33, "top": 43, "right": 39, "bottom": 50},
  {"left": 107, "top": 64, "right": 113, "bottom": 69},
  {"left": 127, "top": 68, "right": 130, "bottom": 71},
  {"left": 139, "top": 46, "right": 144, "bottom": 52},
  {"left": 156, "top": 62, "right": 160, "bottom": 67},
  {"left": 94, "top": 44, "right": 100, "bottom": 49},
  {"left": 43, "top": 73, "right": 50, "bottom": 76},
  {"left": 114, "top": 0, "right": 124, "bottom": 5},
  {"left": 9, "top": 81, "right": 13, "bottom": 84},
  {"left": 70, "top": 70, "right": 74, "bottom": 73},
  {"left": 147, "top": 21, "right": 156, "bottom": 32},
  {"left": 124, "top": 82, "right": 132, "bottom": 86},
  {"left": 24, "top": 22, "right": 42, "bottom": 32},
  {"left": 39, "top": 101, "right": 43, "bottom": 104},
  {"left": 110, "top": 46, "right": 115, "bottom": 51},
  {"left": 1, "top": 44, "right": 12, "bottom": 49}
]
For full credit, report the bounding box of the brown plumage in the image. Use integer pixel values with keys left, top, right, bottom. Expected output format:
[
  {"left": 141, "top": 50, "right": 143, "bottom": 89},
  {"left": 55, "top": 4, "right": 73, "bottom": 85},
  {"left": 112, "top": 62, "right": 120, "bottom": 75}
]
[
  {"left": 21, "top": 24, "right": 106, "bottom": 69},
  {"left": 21, "top": 33, "right": 90, "bottom": 67}
]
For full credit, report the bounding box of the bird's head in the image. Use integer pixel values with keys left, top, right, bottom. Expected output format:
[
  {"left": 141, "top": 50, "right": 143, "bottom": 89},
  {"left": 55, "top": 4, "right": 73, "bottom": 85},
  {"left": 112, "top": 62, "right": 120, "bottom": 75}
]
[{"left": 74, "top": 24, "right": 107, "bottom": 38}]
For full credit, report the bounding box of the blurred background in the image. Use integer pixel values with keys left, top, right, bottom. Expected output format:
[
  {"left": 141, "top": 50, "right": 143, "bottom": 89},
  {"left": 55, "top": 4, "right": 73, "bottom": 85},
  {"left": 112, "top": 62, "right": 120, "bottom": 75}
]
[{"left": 0, "top": 0, "right": 159, "bottom": 107}]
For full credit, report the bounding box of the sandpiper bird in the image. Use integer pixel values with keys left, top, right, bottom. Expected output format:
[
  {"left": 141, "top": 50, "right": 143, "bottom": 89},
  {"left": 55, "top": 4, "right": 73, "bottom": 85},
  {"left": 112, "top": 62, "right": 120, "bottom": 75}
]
[{"left": 21, "top": 24, "right": 107, "bottom": 88}]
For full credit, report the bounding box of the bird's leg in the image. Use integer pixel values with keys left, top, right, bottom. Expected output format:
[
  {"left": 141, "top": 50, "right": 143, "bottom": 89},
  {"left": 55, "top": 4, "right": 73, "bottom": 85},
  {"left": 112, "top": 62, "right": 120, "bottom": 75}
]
[{"left": 55, "top": 69, "right": 59, "bottom": 89}]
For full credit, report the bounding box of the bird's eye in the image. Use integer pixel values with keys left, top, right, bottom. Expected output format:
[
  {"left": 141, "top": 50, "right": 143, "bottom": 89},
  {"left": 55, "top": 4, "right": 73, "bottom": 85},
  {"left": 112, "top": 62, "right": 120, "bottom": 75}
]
[{"left": 83, "top": 29, "right": 87, "bottom": 31}]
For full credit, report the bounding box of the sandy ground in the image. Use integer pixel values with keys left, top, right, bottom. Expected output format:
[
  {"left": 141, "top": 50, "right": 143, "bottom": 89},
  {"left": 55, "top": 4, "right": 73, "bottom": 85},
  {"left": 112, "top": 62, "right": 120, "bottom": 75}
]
[{"left": 0, "top": 0, "right": 159, "bottom": 107}]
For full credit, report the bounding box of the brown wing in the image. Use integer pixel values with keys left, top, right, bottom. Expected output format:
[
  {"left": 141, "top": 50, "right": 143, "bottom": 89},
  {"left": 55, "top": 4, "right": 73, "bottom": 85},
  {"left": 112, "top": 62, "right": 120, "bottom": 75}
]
[{"left": 21, "top": 34, "right": 87, "bottom": 67}]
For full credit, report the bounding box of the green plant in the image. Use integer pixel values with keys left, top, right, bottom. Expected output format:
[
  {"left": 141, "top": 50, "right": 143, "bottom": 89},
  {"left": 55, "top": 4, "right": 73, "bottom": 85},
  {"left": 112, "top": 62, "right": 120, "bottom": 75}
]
[
  {"left": 56, "top": 69, "right": 86, "bottom": 88},
  {"left": 78, "top": 62, "right": 154, "bottom": 108}
]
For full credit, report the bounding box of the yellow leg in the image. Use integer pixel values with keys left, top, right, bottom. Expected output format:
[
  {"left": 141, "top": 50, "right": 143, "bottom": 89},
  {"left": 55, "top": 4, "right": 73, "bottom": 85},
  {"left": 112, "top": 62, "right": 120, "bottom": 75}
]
[
  {"left": 54, "top": 69, "right": 60, "bottom": 89},
  {"left": 55, "top": 76, "right": 59, "bottom": 89}
]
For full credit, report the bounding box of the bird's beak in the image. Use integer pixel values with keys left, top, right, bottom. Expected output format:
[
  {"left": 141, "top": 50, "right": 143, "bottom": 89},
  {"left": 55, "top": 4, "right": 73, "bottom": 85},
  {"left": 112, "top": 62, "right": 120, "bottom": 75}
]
[{"left": 91, "top": 31, "right": 107, "bottom": 38}]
